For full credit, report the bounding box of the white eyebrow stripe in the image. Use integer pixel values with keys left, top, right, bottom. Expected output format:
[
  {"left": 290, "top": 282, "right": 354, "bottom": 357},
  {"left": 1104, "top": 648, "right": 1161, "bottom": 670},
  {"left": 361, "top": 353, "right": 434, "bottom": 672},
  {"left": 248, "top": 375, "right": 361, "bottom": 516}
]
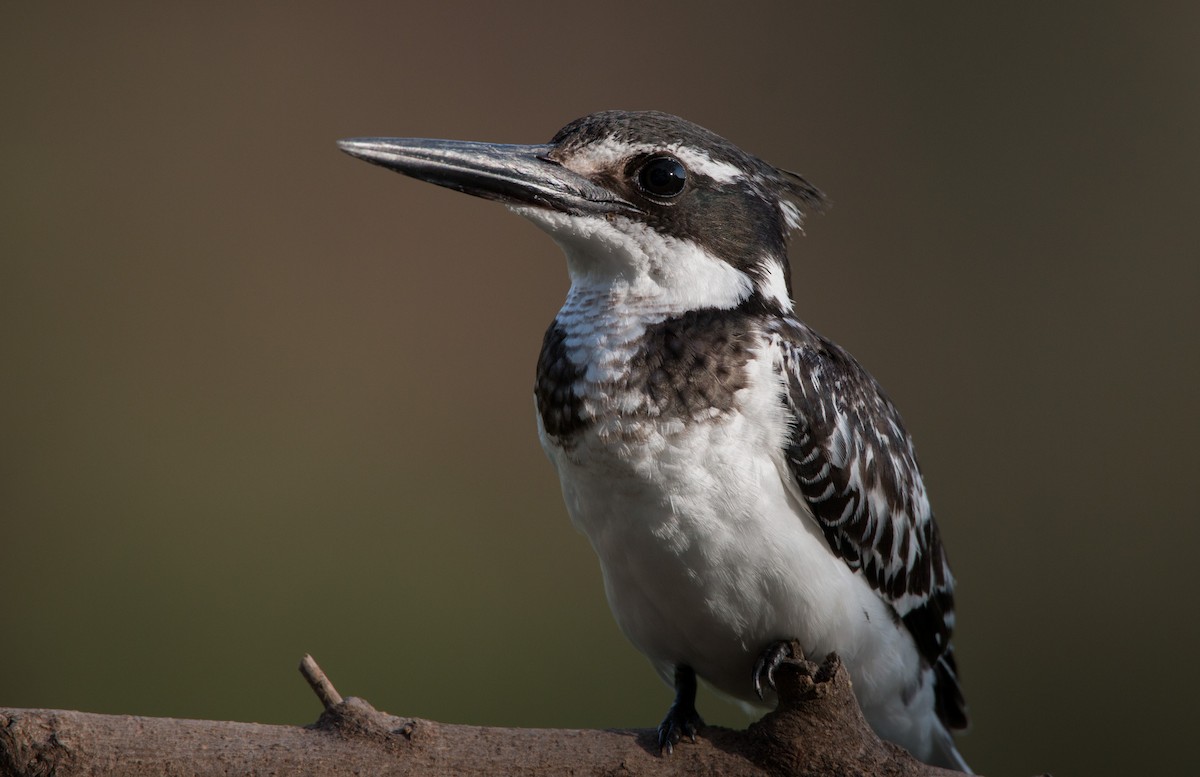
[
  {"left": 568, "top": 136, "right": 746, "bottom": 183},
  {"left": 671, "top": 147, "right": 744, "bottom": 182}
]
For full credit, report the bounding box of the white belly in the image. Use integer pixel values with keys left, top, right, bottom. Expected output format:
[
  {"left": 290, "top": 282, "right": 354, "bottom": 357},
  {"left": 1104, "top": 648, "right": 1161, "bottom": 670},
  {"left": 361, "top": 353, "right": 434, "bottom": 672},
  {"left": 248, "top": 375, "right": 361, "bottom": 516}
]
[{"left": 537, "top": 386, "right": 924, "bottom": 723}]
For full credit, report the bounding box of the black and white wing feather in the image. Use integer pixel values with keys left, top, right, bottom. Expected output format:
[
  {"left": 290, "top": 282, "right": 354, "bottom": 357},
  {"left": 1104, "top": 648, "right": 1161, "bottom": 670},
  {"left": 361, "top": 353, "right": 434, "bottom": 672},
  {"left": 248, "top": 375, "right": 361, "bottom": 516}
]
[{"left": 770, "top": 318, "right": 968, "bottom": 731}]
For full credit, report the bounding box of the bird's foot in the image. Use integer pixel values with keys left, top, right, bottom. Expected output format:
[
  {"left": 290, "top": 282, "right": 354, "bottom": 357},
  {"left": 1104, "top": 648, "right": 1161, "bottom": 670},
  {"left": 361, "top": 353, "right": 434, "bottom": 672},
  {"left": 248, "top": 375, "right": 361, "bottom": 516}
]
[
  {"left": 656, "top": 700, "right": 705, "bottom": 755},
  {"left": 657, "top": 664, "right": 704, "bottom": 755},
  {"left": 753, "top": 639, "right": 805, "bottom": 700}
]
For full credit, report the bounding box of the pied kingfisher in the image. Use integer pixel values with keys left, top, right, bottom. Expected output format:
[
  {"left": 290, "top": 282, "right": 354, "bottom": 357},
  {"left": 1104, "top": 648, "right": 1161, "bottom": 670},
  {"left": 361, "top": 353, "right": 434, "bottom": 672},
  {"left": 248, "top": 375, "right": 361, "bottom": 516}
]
[{"left": 339, "top": 110, "right": 970, "bottom": 771}]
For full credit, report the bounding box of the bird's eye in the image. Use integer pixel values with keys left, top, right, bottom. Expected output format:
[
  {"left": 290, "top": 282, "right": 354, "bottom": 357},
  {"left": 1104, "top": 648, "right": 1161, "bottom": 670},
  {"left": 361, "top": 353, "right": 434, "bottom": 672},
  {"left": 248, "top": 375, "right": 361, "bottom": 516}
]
[{"left": 636, "top": 155, "right": 687, "bottom": 198}]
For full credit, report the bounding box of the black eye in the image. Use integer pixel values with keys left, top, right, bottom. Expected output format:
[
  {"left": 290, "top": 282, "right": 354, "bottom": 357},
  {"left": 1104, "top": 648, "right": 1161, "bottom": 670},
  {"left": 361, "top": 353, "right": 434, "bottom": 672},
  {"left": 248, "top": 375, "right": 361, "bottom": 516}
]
[{"left": 636, "top": 155, "right": 687, "bottom": 198}]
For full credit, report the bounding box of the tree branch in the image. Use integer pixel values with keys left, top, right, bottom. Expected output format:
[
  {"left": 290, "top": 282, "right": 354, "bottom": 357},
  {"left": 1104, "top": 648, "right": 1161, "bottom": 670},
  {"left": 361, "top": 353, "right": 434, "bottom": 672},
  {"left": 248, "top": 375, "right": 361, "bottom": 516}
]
[
  {"left": 0, "top": 650, "right": 979, "bottom": 777},
  {"left": 299, "top": 653, "right": 343, "bottom": 709}
]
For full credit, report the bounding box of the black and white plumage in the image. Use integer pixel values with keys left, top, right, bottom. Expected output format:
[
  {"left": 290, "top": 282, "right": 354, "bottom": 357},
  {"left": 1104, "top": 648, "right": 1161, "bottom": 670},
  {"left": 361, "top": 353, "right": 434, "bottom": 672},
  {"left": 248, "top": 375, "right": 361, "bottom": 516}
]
[{"left": 339, "top": 111, "right": 969, "bottom": 771}]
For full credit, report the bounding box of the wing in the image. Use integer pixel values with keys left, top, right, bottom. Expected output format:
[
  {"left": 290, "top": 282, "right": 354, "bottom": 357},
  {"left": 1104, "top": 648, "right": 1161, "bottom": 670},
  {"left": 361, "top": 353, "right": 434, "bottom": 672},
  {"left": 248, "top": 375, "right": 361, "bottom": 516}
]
[{"left": 769, "top": 318, "right": 968, "bottom": 730}]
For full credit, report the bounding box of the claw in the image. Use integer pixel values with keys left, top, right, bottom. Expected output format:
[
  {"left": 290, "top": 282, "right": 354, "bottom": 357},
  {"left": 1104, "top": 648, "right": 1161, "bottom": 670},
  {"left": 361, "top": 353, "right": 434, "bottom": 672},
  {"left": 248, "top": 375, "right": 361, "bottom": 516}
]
[
  {"left": 657, "top": 704, "right": 704, "bottom": 754},
  {"left": 753, "top": 640, "right": 802, "bottom": 700}
]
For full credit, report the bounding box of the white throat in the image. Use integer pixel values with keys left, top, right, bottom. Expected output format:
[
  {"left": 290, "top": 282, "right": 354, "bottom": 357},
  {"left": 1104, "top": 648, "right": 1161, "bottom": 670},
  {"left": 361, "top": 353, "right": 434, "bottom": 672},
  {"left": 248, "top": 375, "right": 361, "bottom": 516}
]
[{"left": 512, "top": 207, "right": 754, "bottom": 313}]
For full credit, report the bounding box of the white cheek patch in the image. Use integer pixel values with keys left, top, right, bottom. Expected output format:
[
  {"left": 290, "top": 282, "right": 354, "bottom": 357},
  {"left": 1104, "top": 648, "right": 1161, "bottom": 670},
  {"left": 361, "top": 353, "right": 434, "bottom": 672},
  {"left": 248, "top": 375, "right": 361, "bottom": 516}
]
[{"left": 567, "top": 136, "right": 745, "bottom": 184}]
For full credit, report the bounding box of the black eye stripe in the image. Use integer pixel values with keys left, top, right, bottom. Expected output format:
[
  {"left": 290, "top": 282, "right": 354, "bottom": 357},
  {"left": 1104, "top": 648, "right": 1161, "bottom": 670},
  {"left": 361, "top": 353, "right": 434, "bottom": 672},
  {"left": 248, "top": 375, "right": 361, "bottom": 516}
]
[{"left": 636, "top": 155, "right": 687, "bottom": 198}]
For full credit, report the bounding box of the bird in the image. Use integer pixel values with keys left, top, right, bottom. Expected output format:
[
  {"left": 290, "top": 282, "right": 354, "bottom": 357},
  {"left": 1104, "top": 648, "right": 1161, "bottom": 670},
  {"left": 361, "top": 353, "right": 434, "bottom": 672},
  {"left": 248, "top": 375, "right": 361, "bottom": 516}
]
[{"left": 337, "top": 110, "right": 970, "bottom": 771}]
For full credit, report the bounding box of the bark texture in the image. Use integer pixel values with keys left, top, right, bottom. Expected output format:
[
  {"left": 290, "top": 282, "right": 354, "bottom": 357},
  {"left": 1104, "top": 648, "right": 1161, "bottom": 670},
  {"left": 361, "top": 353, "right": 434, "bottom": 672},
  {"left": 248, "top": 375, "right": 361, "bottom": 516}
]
[{"left": 0, "top": 651, "right": 979, "bottom": 777}]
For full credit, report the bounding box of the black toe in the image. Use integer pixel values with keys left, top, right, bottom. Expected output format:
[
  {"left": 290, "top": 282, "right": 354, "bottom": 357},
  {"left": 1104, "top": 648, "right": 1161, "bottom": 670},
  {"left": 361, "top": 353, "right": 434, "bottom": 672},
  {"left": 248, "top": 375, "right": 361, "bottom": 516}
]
[
  {"left": 753, "top": 639, "right": 803, "bottom": 700},
  {"left": 657, "top": 704, "right": 704, "bottom": 754}
]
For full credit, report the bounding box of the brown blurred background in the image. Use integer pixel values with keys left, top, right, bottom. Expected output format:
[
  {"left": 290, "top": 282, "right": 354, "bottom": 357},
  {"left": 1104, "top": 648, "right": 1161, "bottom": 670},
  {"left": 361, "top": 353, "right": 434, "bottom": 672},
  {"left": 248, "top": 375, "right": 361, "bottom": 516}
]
[{"left": 2, "top": 3, "right": 1197, "bottom": 775}]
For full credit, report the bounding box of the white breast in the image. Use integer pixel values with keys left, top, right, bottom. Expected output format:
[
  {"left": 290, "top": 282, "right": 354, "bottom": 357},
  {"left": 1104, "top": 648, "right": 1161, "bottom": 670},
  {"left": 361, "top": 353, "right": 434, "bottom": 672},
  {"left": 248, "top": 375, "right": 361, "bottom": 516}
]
[
  {"left": 531, "top": 274, "right": 953, "bottom": 762},
  {"left": 538, "top": 336, "right": 923, "bottom": 715}
]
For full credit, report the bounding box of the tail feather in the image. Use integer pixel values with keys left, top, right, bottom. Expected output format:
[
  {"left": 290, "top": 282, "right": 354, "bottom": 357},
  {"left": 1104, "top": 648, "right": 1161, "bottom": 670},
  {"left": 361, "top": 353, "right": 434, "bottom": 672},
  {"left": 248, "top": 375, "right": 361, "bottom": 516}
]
[{"left": 929, "top": 722, "right": 972, "bottom": 774}]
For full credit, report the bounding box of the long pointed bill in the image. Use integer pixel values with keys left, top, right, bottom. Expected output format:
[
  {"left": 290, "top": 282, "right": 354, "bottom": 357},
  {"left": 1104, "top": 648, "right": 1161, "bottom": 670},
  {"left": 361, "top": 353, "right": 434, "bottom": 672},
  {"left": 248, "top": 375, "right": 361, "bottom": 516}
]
[{"left": 337, "top": 137, "right": 636, "bottom": 217}]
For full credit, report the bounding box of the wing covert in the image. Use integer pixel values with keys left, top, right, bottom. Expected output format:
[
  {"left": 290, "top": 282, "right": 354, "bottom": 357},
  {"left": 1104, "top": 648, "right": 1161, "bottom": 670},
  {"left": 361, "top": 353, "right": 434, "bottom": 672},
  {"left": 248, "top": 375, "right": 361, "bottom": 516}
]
[{"left": 769, "top": 319, "right": 967, "bottom": 730}]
